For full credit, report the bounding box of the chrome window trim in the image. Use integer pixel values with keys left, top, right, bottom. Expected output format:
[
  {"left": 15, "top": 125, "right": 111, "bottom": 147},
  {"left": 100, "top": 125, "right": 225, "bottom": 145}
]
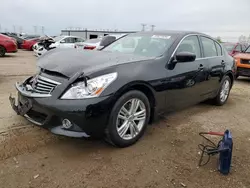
[{"left": 168, "top": 34, "right": 224, "bottom": 64}]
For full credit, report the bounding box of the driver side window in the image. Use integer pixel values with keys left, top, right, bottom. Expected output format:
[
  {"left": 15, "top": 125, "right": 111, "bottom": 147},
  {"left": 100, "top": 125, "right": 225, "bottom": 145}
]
[{"left": 177, "top": 36, "right": 201, "bottom": 58}]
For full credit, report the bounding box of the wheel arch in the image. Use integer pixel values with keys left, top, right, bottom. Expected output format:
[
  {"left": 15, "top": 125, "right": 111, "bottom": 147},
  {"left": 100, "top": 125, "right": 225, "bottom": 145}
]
[
  {"left": 113, "top": 81, "right": 157, "bottom": 123},
  {"left": 225, "top": 71, "right": 234, "bottom": 88}
]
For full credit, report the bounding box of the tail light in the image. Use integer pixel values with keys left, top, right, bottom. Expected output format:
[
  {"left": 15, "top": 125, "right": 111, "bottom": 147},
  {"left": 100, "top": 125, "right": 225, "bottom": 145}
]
[{"left": 84, "top": 46, "right": 96, "bottom": 50}]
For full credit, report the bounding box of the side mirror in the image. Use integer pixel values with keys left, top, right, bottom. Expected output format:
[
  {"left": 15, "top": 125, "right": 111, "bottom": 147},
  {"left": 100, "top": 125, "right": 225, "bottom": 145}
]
[
  {"left": 60, "top": 40, "right": 66, "bottom": 43},
  {"left": 99, "top": 36, "right": 116, "bottom": 48},
  {"left": 175, "top": 52, "right": 196, "bottom": 63}
]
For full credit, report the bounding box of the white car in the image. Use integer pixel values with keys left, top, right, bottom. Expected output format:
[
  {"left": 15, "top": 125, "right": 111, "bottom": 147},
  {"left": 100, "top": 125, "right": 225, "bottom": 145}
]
[
  {"left": 75, "top": 34, "right": 126, "bottom": 50},
  {"left": 34, "top": 35, "right": 85, "bottom": 57},
  {"left": 75, "top": 38, "right": 102, "bottom": 50}
]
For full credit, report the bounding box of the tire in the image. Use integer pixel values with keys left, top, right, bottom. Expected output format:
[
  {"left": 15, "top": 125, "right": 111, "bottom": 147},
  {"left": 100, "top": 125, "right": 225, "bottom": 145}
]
[
  {"left": 105, "top": 90, "right": 150, "bottom": 147},
  {"left": 235, "top": 73, "right": 239, "bottom": 79},
  {"left": 30, "top": 45, "right": 34, "bottom": 51},
  {"left": 212, "top": 76, "right": 232, "bottom": 106},
  {"left": 0, "top": 46, "right": 6, "bottom": 57}
]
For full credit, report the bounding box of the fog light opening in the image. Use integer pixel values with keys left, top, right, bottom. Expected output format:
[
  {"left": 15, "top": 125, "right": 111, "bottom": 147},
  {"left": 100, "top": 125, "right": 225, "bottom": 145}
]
[{"left": 62, "top": 119, "right": 72, "bottom": 129}]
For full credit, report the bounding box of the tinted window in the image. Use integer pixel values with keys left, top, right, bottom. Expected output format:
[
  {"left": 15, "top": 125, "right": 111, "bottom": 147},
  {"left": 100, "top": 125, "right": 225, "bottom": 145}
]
[
  {"left": 75, "top": 38, "right": 84, "bottom": 42},
  {"left": 215, "top": 42, "right": 222, "bottom": 56},
  {"left": 64, "top": 37, "right": 75, "bottom": 43},
  {"left": 176, "top": 36, "right": 201, "bottom": 58},
  {"left": 235, "top": 45, "right": 241, "bottom": 52},
  {"left": 201, "top": 37, "right": 217, "bottom": 57}
]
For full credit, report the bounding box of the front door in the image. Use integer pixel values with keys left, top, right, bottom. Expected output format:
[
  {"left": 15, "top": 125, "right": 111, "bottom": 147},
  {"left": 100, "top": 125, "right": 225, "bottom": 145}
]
[{"left": 164, "top": 35, "right": 210, "bottom": 112}]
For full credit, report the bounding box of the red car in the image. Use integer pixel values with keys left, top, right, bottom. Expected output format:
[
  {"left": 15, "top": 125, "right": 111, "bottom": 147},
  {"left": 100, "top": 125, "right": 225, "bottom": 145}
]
[
  {"left": 223, "top": 42, "right": 248, "bottom": 57},
  {"left": 0, "top": 34, "right": 18, "bottom": 57},
  {"left": 21, "top": 38, "right": 40, "bottom": 51}
]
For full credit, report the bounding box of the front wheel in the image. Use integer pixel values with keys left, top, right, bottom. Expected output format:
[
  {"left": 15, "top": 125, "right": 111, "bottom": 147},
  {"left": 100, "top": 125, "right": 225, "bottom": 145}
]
[
  {"left": 212, "top": 76, "right": 232, "bottom": 106},
  {"left": 105, "top": 90, "right": 150, "bottom": 147},
  {"left": 0, "top": 46, "right": 6, "bottom": 57}
]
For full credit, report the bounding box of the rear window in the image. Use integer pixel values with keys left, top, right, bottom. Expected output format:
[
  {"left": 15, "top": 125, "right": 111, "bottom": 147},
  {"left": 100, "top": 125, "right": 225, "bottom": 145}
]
[
  {"left": 200, "top": 37, "right": 217, "bottom": 57},
  {"left": 215, "top": 42, "right": 222, "bottom": 56}
]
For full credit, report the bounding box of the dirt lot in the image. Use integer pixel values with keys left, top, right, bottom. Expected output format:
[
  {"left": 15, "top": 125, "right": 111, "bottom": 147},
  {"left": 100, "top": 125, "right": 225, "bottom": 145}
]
[{"left": 0, "top": 50, "right": 250, "bottom": 188}]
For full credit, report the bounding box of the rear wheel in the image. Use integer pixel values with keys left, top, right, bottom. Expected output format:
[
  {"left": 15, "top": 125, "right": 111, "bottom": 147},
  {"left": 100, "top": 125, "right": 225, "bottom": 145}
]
[
  {"left": 105, "top": 90, "right": 150, "bottom": 147},
  {"left": 0, "top": 46, "right": 6, "bottom": 57},
  {"left": 30, "top": 45, "right": 34, "bottom": 51},
  {"left": 212, "top": 76, "right": 231, "bottom": 106},
  {"left": 235, "top": 73, "right": 239, "bottom": 79}
]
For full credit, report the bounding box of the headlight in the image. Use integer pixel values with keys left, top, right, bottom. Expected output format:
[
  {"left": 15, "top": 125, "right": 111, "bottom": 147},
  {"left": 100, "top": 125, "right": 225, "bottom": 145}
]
[{"left": 61, "top": 72, "right": 117, "bottom": 99}]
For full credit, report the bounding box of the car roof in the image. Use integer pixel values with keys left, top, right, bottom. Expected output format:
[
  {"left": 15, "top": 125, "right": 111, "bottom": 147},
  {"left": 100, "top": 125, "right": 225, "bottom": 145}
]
[
  {"left": 136, "top": 30, "right": 206, "bottom": 37},
  {"left": 61, "top": 35, "right": 83, "bottom": 38}
]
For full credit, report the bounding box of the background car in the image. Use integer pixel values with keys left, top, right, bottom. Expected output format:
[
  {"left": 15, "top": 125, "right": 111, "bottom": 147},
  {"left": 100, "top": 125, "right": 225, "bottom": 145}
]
[
  {"left": 0, "top": 34, "right": 18, "bottom": 57},
  {"left": 10, "top": 31, "right": 235, "bottom": 147},
  {"left": 34, "top": 35, "right": 85, "bottom": 57},
  {"left": 22, "top": 35, "right": 41, "bottom": 40},
  {"left": 223, "top": 42, "right": 248, "bottom": 57},
  {"left": 75, "top": 34, "right": 126, "bottom": 50},
  {"left": 21, "top": 38, "right": 40, "bottom": 51},
  {"left": 1, "top": 33, "right": 24, "bottom": 49},
  {"left": 49, "top": 35, "right": 85, "bottom": 49},
  {"left": 234, "top": 45, "right": 250, "bottom": 78},
  {"left": 75, "top": 38, "right": 101, "bottom": 50}
]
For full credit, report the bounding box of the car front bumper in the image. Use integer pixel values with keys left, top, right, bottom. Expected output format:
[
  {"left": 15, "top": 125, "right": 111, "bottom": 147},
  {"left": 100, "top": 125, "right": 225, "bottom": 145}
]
[
  {"left": 237, "top": 67, "right": 250, "bottom": 77},
  {"left": 9, "top": 83, "right": 114, "bottom": 138}
]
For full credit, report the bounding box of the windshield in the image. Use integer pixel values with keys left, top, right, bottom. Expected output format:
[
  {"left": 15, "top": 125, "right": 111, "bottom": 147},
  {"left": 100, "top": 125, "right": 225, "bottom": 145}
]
[
  {"left": 245, "top": 46, "right": 250, "bottom": 53},
  {"left": 223, "top": 43, "right": 235, "bottom": 52},
  {"left": 53, "top": 36, "right": 65, "bottom": 42},
  {"left": 102, "top": 33, "right": 176, "bottom": 57}
]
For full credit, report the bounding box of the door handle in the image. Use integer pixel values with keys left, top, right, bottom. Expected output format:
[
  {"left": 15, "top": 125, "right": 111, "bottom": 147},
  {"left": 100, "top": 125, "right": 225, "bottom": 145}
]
[
  {"left": 221, "top": 60, "right": 225, "bottom": 65},
  {"left": 198, "top": 64, "right": 204, "bottom": 70}
]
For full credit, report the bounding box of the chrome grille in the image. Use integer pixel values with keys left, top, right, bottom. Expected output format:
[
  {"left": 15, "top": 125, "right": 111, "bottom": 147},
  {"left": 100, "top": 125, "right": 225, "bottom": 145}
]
[{"left": 31, "top": 75, "right": 61, "bottom": 94}]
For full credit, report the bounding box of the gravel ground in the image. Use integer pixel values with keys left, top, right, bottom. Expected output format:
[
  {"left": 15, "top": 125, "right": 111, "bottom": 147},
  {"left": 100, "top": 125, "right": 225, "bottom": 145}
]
[{"left": 0, "top": 50, "right": 250, "bottom": 188}]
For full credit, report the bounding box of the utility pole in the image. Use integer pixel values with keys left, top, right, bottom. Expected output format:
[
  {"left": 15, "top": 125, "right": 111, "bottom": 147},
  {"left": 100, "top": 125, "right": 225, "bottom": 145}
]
[
  {"left": 141, "top": 23, "right": 146, "bottom": 31},
  {"left": 19, "top": 26, "right": 23, "bottom": 34},
  {"left": 33, "top": 25, "right": 37, "bottom": 34},
  {"left": 151, "top": 25, "right": 155, "bottom": 31},
  {"left": 41, "top": 26, "right": 44, "bottom": 35}
]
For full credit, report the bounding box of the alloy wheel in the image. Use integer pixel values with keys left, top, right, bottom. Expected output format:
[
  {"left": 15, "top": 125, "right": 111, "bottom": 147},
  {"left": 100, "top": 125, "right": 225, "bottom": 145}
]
[
  {"left": 116, "top": 98, "right": 146, "bottom": 140},
  {"left": 220, "top": 80, "right": 230, "bottom": 103}
]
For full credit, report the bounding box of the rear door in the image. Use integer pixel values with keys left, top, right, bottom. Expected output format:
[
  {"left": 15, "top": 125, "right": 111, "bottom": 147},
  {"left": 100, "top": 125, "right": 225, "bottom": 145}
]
[{"left": 199, "top": 36, "right": 224, "bottom": 97}]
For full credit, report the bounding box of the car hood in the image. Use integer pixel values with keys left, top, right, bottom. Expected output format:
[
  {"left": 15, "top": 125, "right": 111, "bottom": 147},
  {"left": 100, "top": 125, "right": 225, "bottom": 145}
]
[
  {"left": 234, "top": 53, "right": 250, "bottom": 60},
  {"left": 37, "top": 49, "right": 153, "bottom": 77}
]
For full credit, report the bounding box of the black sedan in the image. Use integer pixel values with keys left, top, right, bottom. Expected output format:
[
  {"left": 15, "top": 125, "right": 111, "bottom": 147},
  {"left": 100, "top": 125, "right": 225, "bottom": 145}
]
[{"left": 9, "top": 31, "right": 235, "bottom": 147}]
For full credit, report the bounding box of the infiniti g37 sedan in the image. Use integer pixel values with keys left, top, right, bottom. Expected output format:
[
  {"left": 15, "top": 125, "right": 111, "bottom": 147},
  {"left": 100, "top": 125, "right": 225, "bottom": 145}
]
[{"left": 9, "top": 31, "right": 235, "bottom": 147}]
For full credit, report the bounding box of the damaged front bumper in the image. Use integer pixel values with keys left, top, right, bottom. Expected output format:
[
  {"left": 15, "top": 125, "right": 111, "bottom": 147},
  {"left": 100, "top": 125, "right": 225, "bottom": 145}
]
[{"left": 9, "top": 82, "right": 113, "bottom": 138}]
